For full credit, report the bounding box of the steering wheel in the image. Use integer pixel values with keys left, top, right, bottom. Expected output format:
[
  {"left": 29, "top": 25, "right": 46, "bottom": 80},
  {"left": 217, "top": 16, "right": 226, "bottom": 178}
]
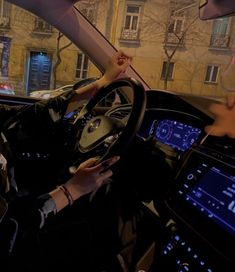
[{"left": 73, "top": 77, "right": 146, "bottom": 164}]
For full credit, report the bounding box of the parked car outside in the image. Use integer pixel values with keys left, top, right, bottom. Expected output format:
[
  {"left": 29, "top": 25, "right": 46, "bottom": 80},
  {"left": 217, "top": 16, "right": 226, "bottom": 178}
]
[
  {"left": 0, "top": 83, "right": 15, "bottom": 95},
  {"left": 29, "top": 84, "right": 73, "bottom": 99}
]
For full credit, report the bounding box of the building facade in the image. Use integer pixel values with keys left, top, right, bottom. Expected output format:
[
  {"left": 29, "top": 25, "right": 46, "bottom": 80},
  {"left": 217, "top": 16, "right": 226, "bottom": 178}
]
[
  {"left": 0, "top": 0, "right": 234, "bottom": 97},
  {"left": 114, "top": 0, "right": 235, "bottom": 96},
  {"left": 0, "top": 0, "right": 101, "bottom": 95}
]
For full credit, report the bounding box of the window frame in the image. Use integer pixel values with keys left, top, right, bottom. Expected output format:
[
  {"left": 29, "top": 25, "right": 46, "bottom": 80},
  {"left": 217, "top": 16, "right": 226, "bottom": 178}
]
[
  {"left": 75, "top": 53, "right": 89, "bottom": 79},
  {"left": 0, "top": 0, "right": 10, "bottom": 18},
  {"left": 212, "top": 17, "right": 231, "bottom": 37},
  {"left": 210, "top": 17, "right": 232, "bottom": 48},
  {"left": 124, "top": 5, "right": 140, "bottom": 31},
  {"left": 120, "top": 1, "right": 143, "bottom": 42},
  {"left": 168, "top": 16, "right": 185, "bottom": 35},
  {"left": 204, "top": 64, "right": 219, "bottom": 84},
  {"left": 161, "top": 61, "right": 175, "bottom": 80}
]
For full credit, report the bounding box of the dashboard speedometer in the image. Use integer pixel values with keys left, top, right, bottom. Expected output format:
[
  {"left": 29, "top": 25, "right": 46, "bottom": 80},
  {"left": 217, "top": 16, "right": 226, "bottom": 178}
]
[{"left": 150, "top": 119, "right": 201, "bottom": 151}]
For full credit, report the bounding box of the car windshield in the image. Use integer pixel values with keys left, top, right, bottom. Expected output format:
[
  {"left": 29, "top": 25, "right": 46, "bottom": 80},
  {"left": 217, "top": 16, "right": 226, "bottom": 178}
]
[{"left": 1, "top": 0, "right": 234, "bottom": 101}]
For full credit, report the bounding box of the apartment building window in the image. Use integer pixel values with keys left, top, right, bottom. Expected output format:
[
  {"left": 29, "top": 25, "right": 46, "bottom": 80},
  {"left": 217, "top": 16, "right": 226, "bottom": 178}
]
[
  {"left": 161, "top": 61, "right": 175, "bottom": 80},
  {"left": 0, "top": 36, "right": 10, "bottom": 77},
  {"left": 120, "top": 4, "right": 141, "bottom": 41},
  {"left": 210, "top": 17, "right": 231, "bottom": 48},
  {"left": 0, "top": 42, "right": 3, "bottom": 75},
  {"left": 0, "top": 0, "right": 11, "bottom": 28},
  {"left": 125, "top": 6, "right": 139, "bottom": 30},
  {"left": 166, "top": 16, "right": 185, "bottom": 45},
  {"left": 205, "top": 65, "right": 219, "bottom": 83},
  {"left": 168, "top": 17, "right": 184, "bottom": 34},
  {"left": 76, "top": 53, "right": 89, "bottom": 79}
]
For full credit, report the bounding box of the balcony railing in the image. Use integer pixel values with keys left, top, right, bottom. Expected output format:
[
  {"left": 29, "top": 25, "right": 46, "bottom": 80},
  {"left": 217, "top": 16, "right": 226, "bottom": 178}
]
[
  {"left": 165, "top": 32, "right": 184, "bottom": 46},
  {"left": 32, "top": 19, "right": 53, "bottom": 37},
  {"left": 0, "top": 16, "right": 10, "bottom": 29},
  {"left": 210, "top": 34, "right": 230, "bottom": 49},
  {"left": 120, "top": 28, "right": 139, "bottom": 41}
]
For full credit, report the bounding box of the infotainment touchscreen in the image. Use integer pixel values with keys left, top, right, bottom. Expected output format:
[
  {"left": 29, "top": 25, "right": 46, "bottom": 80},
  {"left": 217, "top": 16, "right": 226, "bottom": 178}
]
[{"left": 185, "top": 166, "right": 235, "bottom": 237}]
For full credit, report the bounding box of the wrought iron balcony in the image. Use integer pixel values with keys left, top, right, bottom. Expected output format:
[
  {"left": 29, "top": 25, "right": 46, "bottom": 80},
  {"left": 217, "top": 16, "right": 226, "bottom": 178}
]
[
  {"left": 0, "top": 16, "right": 10, "bottom": 30},
  {"left": 32, "top": 19, "right": 53, "bottom": 37},
  {"left": 165, "top": 32, "right": 184, "bottom": 46},
  {"left": 120, "top": 28, "right": 139, "bottom": 41},
  {"left": 210, "top": 34, "right": 230, "bottom": 49}
]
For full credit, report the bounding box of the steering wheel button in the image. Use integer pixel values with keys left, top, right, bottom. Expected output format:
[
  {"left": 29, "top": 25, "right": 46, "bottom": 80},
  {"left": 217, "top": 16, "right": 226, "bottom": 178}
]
[{"left": 187, "top": 174, "right": 194, "bottom": 180}]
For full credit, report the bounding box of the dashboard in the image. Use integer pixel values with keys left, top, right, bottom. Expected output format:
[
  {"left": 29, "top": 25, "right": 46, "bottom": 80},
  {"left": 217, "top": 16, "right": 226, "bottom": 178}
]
[
  {"left": 133, "top": 91, "right": 235, "bottom": 271},
  {"left": 138, "top": 108, "right": 207, "bottom": 157},
  {"left": 62, "top": 90, "right": 210, "bottom": 157},
  {"left": 1, "top": 89, "right": 234, "bottom": 271},
  {"left": 136, "top": 90, "right": 213, "bottom": 156},
  {"left": 160, "top": 143, "right": 235, "bottom": 272},
  {"left": 149, "top": 118, "right": 202, "bottom": 152}
]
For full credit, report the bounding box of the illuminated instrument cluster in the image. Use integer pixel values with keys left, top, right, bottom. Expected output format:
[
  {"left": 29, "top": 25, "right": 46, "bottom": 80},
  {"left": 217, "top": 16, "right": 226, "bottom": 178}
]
[{"left": 149, "top": 119, "right": 202, "bottom": 152}]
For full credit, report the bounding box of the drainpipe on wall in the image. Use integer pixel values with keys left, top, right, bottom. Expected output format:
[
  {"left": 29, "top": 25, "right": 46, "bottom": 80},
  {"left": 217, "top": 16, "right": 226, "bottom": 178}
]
[{"left": 110, "top": 0, "right": 120, "bottom": 45}]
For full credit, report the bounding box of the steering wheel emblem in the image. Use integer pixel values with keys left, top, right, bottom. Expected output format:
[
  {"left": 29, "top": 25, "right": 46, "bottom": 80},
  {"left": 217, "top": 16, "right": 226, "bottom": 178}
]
[{"left": 88, "top": 118, "right": 101, "bottom": 133}]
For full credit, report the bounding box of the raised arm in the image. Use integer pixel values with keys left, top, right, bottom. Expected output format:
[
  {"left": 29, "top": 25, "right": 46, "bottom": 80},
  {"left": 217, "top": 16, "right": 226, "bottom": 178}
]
[{"left": 68, "top": 51, "right": 132, "bottom": 105}]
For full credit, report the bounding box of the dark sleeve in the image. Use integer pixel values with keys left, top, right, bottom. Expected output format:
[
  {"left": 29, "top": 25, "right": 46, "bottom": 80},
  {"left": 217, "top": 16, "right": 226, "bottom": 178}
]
[
  {"left": 36, "top": 194, "right": 57, "bottom": 228},
  {"left": 0, "top": 105, "right": 25, "bottom": 131},
  {"left": 8, "top": 192, "right": 57, "bottom": 230},
  {"left": 32, "top": 90, "right": 76, "bottom": 124},
  {"left": 3, "top": 90, "right": 77, "bottom": 146},
  {"left": 34, "top": 193, "right": 57, "bottom": 228},
  {"left": 2, "top": 90, "right": 76, "bottom": 135},
  {"left": 0, "top": 193, "right": 57, "bottom": 257}
]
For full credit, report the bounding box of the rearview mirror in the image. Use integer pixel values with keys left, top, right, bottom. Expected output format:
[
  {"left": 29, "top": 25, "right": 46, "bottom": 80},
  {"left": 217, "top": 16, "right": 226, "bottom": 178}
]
[{"left": 199, "top": 0, "right": 235, "bottom": 20}]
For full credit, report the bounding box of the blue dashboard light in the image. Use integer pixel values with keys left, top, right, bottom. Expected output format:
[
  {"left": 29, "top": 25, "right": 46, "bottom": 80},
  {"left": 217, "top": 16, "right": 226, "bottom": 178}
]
[{"left": 150, "top": 119, "right": 202, "bottom": 151}]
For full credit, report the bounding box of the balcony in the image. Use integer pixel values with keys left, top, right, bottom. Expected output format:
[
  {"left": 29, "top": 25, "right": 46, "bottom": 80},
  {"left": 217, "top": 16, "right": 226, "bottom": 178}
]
[
  {"left": 165, "top": 32, "right": 184, "bottom": 47},
  {"left": 31, "top": 19, "right": 53, "bottom": 38},
  {"left": 210, "top": 34, "right": 230, "bottom": 49},
  {"left": 119, "top": 28, "right": 140, "bottom": 46},
  {"left": 0, "top": 16, "right": 10, "bottom": 31}
]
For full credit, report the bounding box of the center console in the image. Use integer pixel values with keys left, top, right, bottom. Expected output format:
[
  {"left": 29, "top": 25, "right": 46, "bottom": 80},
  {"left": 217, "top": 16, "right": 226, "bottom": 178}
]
[{"left": 153, "top": 140, "right": 235, "bottom": 272}]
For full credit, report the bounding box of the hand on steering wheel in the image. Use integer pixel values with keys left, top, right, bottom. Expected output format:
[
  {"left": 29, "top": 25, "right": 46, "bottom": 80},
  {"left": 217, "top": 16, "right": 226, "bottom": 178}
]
[{"left": 74, "top": 77, "right": 146, "bottom": 164}]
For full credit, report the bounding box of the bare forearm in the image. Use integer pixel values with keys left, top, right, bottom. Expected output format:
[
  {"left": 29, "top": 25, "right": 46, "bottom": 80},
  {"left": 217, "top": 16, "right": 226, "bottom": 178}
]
[
  {"left": 73, "top": 76, "right": 109, "bottom": 100},
  {"left": 65, "top": 76, "right": 109, "bottom": 114},
  {"left": 49, "top": 183, "right": 81, "bottom": 212}
]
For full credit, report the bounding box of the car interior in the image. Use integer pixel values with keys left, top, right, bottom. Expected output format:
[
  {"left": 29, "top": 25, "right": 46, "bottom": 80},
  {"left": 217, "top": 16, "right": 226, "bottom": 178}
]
[{"left": 1, "top": 0, "right": 235, "bottom": 271}]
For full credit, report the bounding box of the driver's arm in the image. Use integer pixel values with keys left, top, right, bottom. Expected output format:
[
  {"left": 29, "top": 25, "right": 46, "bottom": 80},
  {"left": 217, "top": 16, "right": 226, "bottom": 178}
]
[
  {"left": 49, "top": 156, "right": 119, "bottom": 212},
  {"left": 66, "top": 50, "right": 132, "bottom": 113},
  {"left": 227, "top": 94, "right": 235, "bottom": 109},
  {"left": 8, "top": 156, "right": 119, "bottom": 229}
]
